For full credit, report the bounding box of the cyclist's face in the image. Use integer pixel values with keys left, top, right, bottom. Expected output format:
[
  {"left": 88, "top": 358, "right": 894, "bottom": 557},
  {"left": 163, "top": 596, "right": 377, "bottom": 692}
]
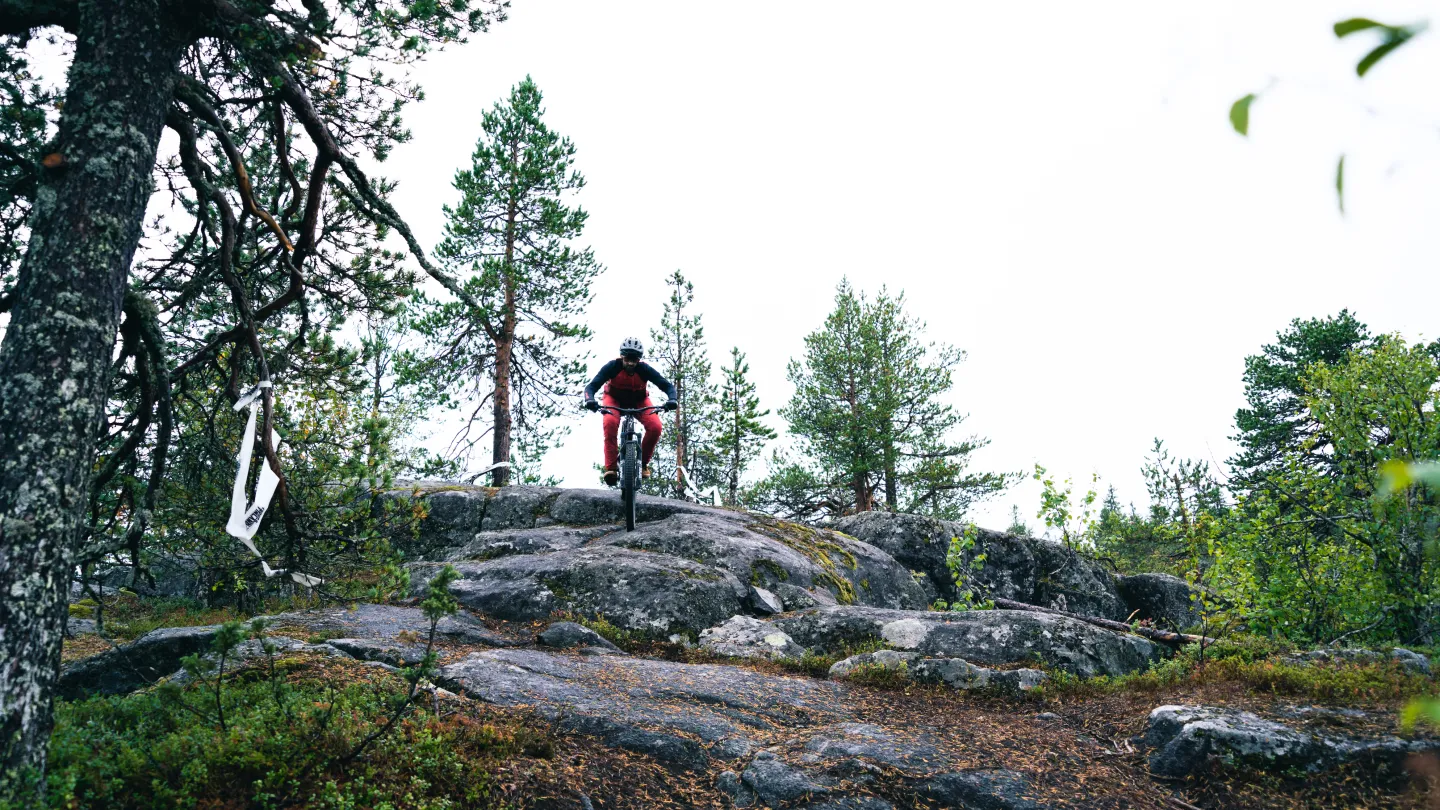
[{"left": 621, "top": 355, "right": 639, "bottom": 370}]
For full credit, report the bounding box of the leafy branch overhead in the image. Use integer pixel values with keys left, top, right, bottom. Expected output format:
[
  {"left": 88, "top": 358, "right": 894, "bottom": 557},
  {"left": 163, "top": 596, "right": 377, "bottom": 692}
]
[
  {"left": 1334, "top": 17, "right": 1429, "bottom": 77},
  {"left": 1228, "top": 16, "right": 1428, "bottom": 214}
]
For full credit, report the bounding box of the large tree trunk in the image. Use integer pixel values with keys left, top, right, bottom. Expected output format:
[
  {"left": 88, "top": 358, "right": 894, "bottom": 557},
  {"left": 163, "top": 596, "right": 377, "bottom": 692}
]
[
  {"left": 673, "top": 321, "right": 686, "bottom": 499},
  {"left": 728, "top": 407, "right": 740, "bottom": 506},
  {"left": 491, "top": 323, "right": 513, "bottom": 488},
  {"left": 491, "top": 189, "right": 518, "bottom": 488},
  {"left": 882, "top": 428, "right": 898, "bottom": 510},
  {"left": 853, "top": 473, "right": 872, "bottom": 513},
  {"left": 0, "top": 1, "right": 186, "bottom": 796}
]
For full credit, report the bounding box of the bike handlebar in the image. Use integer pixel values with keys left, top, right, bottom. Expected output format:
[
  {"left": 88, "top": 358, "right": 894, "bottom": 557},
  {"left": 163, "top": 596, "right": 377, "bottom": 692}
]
[{"left": 594, "top": 405, "right": 666, "bottom": 416}]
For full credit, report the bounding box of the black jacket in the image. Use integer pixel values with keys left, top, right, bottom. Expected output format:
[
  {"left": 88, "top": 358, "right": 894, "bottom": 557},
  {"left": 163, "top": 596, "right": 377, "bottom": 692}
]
[{"left": 584, "top": 359, "right": 678, "bottom": 405}]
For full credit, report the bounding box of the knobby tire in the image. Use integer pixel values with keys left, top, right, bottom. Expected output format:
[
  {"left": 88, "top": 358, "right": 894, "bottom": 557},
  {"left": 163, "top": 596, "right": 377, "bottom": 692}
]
[
  {"left": 621, "top": 417, "right": 639, "bottom": 531},
  {"left": 623, "top": 482, "right": 636, "bottom": 531}
]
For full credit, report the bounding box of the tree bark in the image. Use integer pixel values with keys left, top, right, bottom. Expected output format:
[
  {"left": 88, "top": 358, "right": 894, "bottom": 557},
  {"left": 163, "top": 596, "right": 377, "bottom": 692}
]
[
  {"left": 729, "top": 404, "right": 740, "bottom": 506},
  {"left": 492, "top": 331, "right": 513, "bottom": 487},
  {"left": 0, "top": 0, "right": 187, "bottom": 796},
  {"left": 882, "top": 427, "right": 898, "bottom": 511},
  {"left": 673, "top": 317, "right": 686, "bottom": 499},
  {"left": 491, "top": 187, "right": 518, "bottom": 488}
]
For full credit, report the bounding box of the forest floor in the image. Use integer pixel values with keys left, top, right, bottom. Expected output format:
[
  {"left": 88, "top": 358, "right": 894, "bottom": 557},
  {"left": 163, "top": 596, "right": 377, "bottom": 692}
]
[{"left": 53, "top": 600, "right": 1440, "bottom": 810}]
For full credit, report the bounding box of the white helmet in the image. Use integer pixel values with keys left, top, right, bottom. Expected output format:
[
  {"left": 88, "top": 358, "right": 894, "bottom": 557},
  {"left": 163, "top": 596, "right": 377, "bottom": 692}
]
[{"left": 619, "top": 337, "right": 644, "bottom": 358}]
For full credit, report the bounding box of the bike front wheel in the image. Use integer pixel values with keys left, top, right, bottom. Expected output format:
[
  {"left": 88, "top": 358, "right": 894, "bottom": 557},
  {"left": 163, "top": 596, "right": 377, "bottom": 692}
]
[
  {"left": 622, "top": 481, "right": 636, "bottom": 531},
  {"left": 620, "top": 431, "right": 639, "bottom": 531}
]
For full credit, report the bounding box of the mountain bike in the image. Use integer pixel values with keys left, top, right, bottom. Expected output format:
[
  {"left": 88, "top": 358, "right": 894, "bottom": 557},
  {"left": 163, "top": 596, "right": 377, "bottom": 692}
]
[{"left": 594, "top": 404, "right": 665, "bottom": 531}]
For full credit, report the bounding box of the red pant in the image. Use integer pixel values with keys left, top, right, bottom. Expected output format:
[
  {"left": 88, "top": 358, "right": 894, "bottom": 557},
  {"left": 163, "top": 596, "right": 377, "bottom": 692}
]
[{"left": 602, "top": 394, "right": 662, "bottom": 469}]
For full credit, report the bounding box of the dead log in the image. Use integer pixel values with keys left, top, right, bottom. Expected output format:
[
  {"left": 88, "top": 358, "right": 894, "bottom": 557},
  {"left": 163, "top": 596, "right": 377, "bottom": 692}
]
[{"left": 989, "top": 597, "right": 1212, "bottom": 647}]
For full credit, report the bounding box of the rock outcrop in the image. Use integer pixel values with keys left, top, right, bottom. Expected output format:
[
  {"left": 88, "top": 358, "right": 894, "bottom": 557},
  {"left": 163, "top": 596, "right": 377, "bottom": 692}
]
[
  {"left": 1284, "top": 647, "right": 1432, "bottom": 676},
  {"left": 1115, "top": 573, "right": 1201, "bottom": 629},
  {"left": 412, "top": 544, "right": 748, "bottom": 635},
  {"left": 57, "top": 486, "right": 1439, "bottom": 808},
  {"left": 769, "top": 606, "right": 1162, "bottom": 678},
  {"left": 700, "top": 615, "right": 806, "bottom": 660},
  {"left": 69, "top": 553, "right": 205, "bottom": 601},
  {"left": 538, "top": 620, "right": 622, "bottom": 652},
  {"left": 440, "top": 647, "right": 1051, "bottom": 807},
  {"left": 826, "top": 650, "right": 1048, "bottom": 693},
  {"left": 57, "top": 603, "right": 522, "bottom": 699},
  {"left": 1146, "top": 704, "right": 1440, "bottom": 777},
  {"left": 59, "top": 625, "right": 224, "bottom": 698},
  {"left": 833, "top": 513, "right": 1128, "bottom": 620},
  {"left": 405, "top": 485, "right": 928, "bottom": 636}
]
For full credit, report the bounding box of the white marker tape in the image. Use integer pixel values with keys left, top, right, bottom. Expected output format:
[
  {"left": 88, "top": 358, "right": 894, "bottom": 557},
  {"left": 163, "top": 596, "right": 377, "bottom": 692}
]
[
  {"left": 233, "top": 380, "right": 273, "bottom": 411},
  {"left": 463, "top": 460, "right": 512, "bottom": 484},
  {"left": 226, "top": 400, "right": 281, "bottom": 543},
  {"left": 226, "top": 390, "right": 323, "bottom": 588},
  {"left": 675, "top": 465, "right": 723, "bottom": 506}
]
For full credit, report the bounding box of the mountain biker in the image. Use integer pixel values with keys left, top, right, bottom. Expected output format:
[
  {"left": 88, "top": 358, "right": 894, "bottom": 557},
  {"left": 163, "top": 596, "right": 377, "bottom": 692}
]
[{"left": 583, "top": 337, "right": 679, "bottom": 486}]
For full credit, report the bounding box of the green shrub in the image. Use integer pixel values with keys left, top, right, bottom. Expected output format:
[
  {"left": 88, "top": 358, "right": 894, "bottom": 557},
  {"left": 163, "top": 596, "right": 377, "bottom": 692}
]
[
  {"left": 839, "top": 661, "right": 911, "bottom": 688},
  {"left": 777, "top": 640, "right": 890, "bottom": 679},
  {"left": 1182, "top": 635, "right": 1295, "bottom": 665},
  {"left": 26, "top": 567, "right": 518, "bottom": 810},
  {"left": 35, "top": 667, "right": 520, "bottom": 810}
]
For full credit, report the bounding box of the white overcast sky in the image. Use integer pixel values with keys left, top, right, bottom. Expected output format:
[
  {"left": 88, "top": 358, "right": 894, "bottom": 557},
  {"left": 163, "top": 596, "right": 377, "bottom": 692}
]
[
  {"left": 376, "top": 1, "right": 1440, "bottom": 530},
  {"left": 26, "top": 3, "right": 1437, "bottom": 530},
  {"left": 379, "top": 1, "right": 1440, "bottom": 529}
]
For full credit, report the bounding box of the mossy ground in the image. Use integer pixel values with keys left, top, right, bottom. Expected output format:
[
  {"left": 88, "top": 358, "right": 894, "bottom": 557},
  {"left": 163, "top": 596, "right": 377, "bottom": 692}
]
[
  {"left": 67, "top": 590, "right": 335, "bottom": 643},
  {"left": 54, "top": 593, "right": 1440, "bottom": 810},
  {"left": 750, "top": 517, "right": 860, "bottom": 604},
  {"left": 41, "top": 645, "right": 723, "bottom": 810}
]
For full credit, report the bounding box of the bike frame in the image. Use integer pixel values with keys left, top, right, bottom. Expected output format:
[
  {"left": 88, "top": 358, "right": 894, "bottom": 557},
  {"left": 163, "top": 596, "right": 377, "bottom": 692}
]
[{"left": 594, "top": 404, "right": 664, "bottom": 531}]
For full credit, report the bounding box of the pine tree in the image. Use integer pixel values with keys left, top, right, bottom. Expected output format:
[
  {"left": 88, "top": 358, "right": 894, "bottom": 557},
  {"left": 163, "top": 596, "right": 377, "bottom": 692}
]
[
  {"left": 1005, "top": 505, "right": 1032, "bottom": 537},
  {"left": 1229, "top": 310, "right": 1372, "bottom": 490},
  {"left": 410, "top": 77, "right": 599, "bottom": 486},
  {"left": 646, "top": 270, "right": 720, "bottom": 498},
  {"left": 774, "top": 279, "right": 1012, "bottom": 519},
  {"left": 716, "top": 348, "right": 776, "bottom": 505},
  {"left": 781, "top": 279, "right": 882, "bottom": 512},
  {"left": 866, "top": 287, "right": 1010, "bottom": 517}
]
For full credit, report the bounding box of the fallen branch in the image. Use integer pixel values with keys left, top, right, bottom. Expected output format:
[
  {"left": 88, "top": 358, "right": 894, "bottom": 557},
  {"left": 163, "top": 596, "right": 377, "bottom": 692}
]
[{"left": 989, "top": 597, "right": 1213, "bottom": 647}]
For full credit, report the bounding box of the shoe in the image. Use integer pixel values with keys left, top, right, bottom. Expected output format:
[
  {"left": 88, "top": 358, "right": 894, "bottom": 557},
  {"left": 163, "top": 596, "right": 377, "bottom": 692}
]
[
  {"left": 602, "top": 467, "right": 618, "bottom": 486},
  {"left": 642, "top": 465, "right": 653, "bottom": 479}
]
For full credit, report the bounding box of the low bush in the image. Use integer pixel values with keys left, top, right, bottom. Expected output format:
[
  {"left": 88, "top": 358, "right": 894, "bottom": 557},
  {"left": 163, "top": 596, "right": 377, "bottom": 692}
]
[
  {"left": 1045, "top": 634, "right": 1433, "bottom": 703},
  {"left": 776, "top": 640, "right": 890, "bottom": 679},
  {"left": 33, "top": 658, "right": 535, "bottom": 810},
  {"left": 838, "top": 661, "right": 913, "bottom": 689},
  {"left": 66, "top": 591, "right": 320, "bottom": 641},
  {"left": 20, "top": 564, "right": 528, "bottom": 810}
]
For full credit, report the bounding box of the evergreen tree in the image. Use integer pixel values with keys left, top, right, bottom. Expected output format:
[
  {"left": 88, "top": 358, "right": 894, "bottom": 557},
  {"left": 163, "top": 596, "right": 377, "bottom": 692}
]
[
  {"left": 776, "top": 280, "right": 1011, "bottom": 519},
  {"left": 867, "top": 288, "right": 1011, "bottom": 516},
  {"left": 1215, "top": 336, "right": 1440, "bottom": 642},
  {"left": 1005, "top": 504, "right": 1032, "bottom": 537},
  {"left": 745, "top": 449, "right": 847, "bottom": 521},
  {"left": 1229, "top": 311, "right": 1373, "bottom": 489},
  {"left": 408, "top": 77, "right": 599, "bottom": 486},
  {"left": 645, "top": 270, "right": 720, "bottom": 498},
  {"left": 781, "top": 280, "right": 881, "bottom": 512},
  {"left": 715, "top": 348, "right": 776, "bottom": 505},
  {"left": 0, "top": 45, "right": 51, "bottom": 283}
]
